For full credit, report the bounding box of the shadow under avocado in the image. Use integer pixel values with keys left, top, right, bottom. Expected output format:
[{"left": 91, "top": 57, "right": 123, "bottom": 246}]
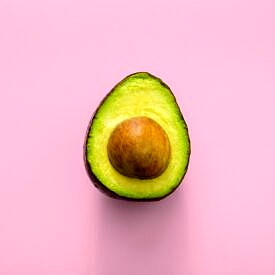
[{"left": 93, "top": 186, "right": 186, "bottom": 275}]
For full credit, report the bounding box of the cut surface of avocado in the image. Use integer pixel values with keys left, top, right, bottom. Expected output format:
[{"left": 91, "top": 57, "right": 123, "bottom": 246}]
[{"left": 85, "top": 72, "right": 190, "bottom": 200}]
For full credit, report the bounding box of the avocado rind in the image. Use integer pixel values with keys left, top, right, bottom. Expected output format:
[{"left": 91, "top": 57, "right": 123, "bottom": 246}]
[{"left": 84, "top": 72, "right": 191, "bottom": 201}]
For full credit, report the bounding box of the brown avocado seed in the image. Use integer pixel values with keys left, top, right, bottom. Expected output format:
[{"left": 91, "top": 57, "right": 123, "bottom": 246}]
[{"left": 107, "top": 116, "right": 171, "bottom": 179}]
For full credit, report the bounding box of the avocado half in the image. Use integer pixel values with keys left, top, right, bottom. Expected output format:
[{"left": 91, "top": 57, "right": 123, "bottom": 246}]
[{"left": 84, "top": 72, "right": 191, "bottom": 201}]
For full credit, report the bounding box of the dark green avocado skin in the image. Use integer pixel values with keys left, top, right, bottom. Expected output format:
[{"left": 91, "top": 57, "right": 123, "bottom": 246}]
[{"left": 83, "top": 72, "right": 191, "bottom": 202}]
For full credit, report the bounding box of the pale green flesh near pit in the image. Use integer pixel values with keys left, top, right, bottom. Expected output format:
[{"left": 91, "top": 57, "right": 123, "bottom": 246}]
[{"left": 86, "top": 72, "right": 190, "bottom": 199}]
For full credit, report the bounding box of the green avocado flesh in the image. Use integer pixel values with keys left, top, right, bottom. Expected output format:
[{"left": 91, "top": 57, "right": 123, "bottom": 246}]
[{"left": 85, "top": 72, "right": 190, "bottom": 200}]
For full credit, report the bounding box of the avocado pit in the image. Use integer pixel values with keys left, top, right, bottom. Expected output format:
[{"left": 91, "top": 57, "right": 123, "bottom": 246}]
[{"left": 107, "top": 116, "right": 171, "bottom": 179}]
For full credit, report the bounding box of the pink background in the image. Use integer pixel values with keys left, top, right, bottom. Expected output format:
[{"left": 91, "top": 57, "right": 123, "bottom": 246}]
[{"left": 0, "top": 0, "right": 275, "bottom": 274}]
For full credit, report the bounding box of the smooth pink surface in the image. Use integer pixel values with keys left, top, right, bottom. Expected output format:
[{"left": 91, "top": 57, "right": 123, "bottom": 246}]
[{"left": 0, "top": 0, "right": 275, "bottom": 274}]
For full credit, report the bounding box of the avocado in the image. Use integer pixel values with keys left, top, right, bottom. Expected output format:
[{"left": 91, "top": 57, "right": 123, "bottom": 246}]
[{"left": 84, "top": 72, "right": 190, "bottom": 201}]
